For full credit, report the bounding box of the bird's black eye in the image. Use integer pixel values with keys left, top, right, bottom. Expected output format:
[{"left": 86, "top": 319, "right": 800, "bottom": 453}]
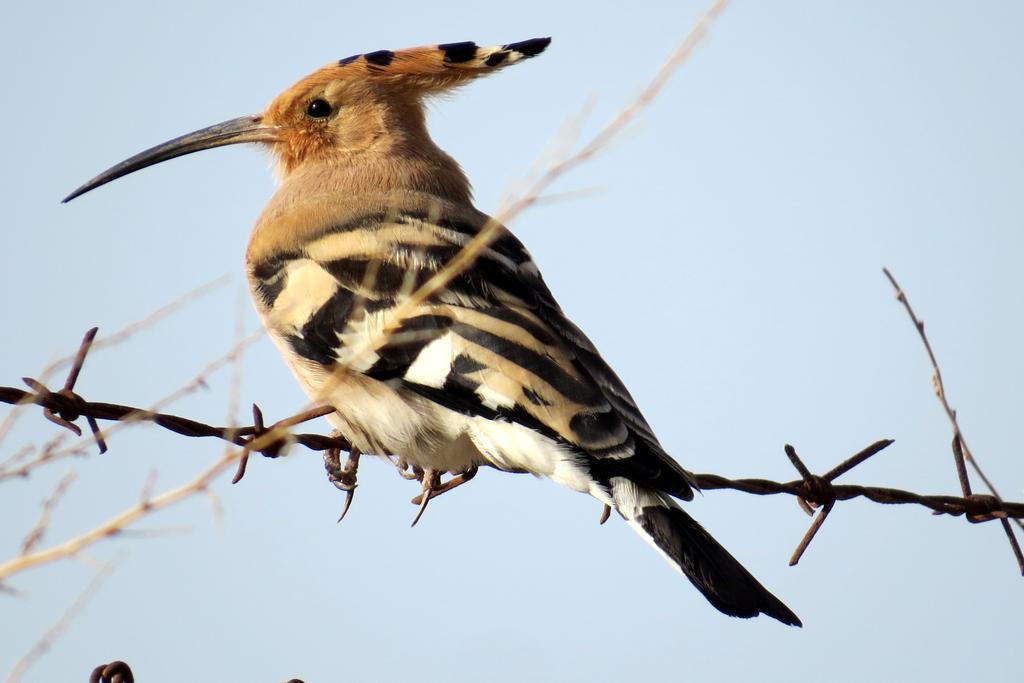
[{"left": 306, "top": 99, "right": 332, "bottom": 118}]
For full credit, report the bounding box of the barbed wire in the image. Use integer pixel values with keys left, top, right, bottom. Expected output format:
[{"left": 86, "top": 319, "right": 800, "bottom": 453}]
[
  {"left": 3, "top": 324, "right": 1021, "bottom": 580},
  {"left": 0, "top": 328, "right": 347, "bottom": 485}
]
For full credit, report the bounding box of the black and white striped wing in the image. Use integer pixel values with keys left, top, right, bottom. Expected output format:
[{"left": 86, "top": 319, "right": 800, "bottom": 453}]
[{"left": 253, "top": 206, "right": 696, "bottom": 500}]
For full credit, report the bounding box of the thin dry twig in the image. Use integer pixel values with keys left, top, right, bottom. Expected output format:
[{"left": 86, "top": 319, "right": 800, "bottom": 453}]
[
  {"left": 882, "top": 268, "right": 1009, "bottom": 502},
  {"left": 40, "top": 276, "right": 230, "bottom": 383},
  {"left": 0, "top": 277, "right": 228, "bottom": 451},
  {"left": 20, "top": 471, "right": 77, "bottom": 556},
  {"left": 883, "top": 267, "right": 1023, "bottom": 573},
  {"left": 0, "top": 400, "right": 331, "bottom": 583},
  {"left": 0, "top": 451, "right": 232, "bottom": 580},
  {"left": 0, "top": 328, "right": 265, "bottom": 482},
  {"left": 0, "top": 320, "right": 333, "bottom": 587},
  {"left": 4, "top": 563, "right": 114, "bottom": 683}
]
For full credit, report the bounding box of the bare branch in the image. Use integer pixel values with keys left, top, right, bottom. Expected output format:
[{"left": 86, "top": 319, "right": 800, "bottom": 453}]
[
  {"left": 883, "top": 267, "right": 1023, "bottom": 571},
  {"left": 882, "top": 268, "right": 1015, "bottom": 513},
  {"left": 20, "top": 471, "right": 77, "bottom": 556},
  {"left": 40, "top": 276, "right": 230, "bottom": 383},
  {"left": 0, "top": 277, "right": 228, "bottom": 453},
  {"left": 0, "top": 399, "right": 333, "bottom": 583},
  {"left": 4, "top": 563, "right": 114, "bottom": 683}
]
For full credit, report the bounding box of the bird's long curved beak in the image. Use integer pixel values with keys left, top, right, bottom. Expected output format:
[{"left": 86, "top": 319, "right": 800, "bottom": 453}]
[{"left": 63, "top": 115, "right": 278, "bottom": 203}]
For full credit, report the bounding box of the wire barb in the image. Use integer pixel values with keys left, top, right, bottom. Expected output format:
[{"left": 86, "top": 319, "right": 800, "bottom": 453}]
[
  {"left": 89, "top": 660, "right": 134, "bottom": 683},
  {"left": 15, "top": 328, "right": 107, "bottom": 454},
  {"left": 232, "top": 404, "right": 340, "bottom": 484},
  {"left": 784, "top": 444, "right": 846, "bottom": 564}
]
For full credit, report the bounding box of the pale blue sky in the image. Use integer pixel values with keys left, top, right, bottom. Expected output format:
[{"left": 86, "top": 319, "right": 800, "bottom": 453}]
[{"left": 2, "top": 2, "right": 1022, "bottom": 681}]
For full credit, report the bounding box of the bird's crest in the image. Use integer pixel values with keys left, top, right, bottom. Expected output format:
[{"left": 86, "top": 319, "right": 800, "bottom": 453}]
[
  {"left": 338, "top": 38, "right": 550, "bottom": 92},
  {"left": 278, "top": 38, "right": 551, "bottom": 100}
]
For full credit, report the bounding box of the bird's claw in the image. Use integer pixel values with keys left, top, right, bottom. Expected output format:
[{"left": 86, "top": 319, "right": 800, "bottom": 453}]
[
  {"left": 324, "top": 446, "right": 361, "bottom": 522},
  {"left": 410, "top": 469, "right": 440, "bottom": 527},
  {"left": 409, "top": 465, "right": 478, "bottom": 526}
]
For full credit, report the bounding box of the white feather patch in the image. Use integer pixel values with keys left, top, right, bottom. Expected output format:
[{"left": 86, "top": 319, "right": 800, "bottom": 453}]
[
  {"left": 609, "top": 476, "right": 688, "bottom": 577},
  {"left": 403, "top": 333, "right": 457, "bottom": 389},
  {"left": 334, "top": 311, "right": 382, "bottom": 373},
  {"left": 468, "top": 418, "right": 609, "bottom": 502},
  {"left": 266, "top": 259, "right": 339, "bottom": 335},
  {"left": 473, "top": 381, "right": 516, "bottom": 410}
]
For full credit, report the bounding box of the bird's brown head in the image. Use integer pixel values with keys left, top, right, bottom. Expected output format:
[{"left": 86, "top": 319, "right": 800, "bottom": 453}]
[{"left": 63, "top": 38, "right": 551, "bottom": 203}]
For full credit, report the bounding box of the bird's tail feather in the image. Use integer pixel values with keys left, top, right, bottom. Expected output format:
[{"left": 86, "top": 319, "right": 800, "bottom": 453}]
[{"left": 610, "top": 477, "right": 802, "bottom": 626}]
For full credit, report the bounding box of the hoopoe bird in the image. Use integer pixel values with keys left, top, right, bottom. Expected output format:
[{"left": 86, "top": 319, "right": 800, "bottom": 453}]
[{"left": 65, "top": 38, "right": 800, "bottom": 625}]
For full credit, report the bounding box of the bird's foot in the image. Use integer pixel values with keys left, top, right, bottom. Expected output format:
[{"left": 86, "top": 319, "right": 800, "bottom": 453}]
[
  {"left": 409, "top": 465, "right": 479, "bottom": 527},
  {"left": 388, "top": 455, "right": 423, "bottom": 481},
  {"left": 324, "top": 446, "right": 361, "bottom": 522}
]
